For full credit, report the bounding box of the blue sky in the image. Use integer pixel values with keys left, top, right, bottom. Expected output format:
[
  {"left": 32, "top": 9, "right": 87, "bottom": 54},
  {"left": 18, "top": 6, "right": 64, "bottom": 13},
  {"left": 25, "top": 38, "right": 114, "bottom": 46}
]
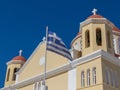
[{"left": 0, "top": 0, "right": 120, "bottom": 88}]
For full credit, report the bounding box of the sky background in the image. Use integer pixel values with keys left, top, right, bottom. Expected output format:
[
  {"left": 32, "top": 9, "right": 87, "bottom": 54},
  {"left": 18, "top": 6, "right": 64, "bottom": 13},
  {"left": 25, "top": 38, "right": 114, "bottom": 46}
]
[{"left": 0, "top": 0, "right": 120, "bottom": 88}]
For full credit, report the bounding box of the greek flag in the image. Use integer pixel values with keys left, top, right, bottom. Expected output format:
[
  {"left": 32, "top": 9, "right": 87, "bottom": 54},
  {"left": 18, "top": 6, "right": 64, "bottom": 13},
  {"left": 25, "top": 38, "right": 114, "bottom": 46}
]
[{"left": 47, "top": 31, "right": 72, "bottom": 61}]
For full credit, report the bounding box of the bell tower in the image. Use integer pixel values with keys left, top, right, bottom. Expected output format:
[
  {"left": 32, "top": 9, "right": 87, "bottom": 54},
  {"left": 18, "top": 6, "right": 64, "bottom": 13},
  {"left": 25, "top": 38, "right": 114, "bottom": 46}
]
[
  {"left": 81, "top": 9, "right": 114, "bottom": 56},
  {"left": 4, "top": 50, "right": 26, "bottom": 87}
]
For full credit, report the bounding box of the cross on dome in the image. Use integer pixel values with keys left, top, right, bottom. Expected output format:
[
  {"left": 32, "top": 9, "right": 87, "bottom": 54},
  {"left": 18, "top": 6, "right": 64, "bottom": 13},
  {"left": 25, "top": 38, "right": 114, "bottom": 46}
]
[
  {"left": 19, "top": 49, "right": 23, "bottom": 56},
  {"left": 92, "top": 8, "right": 97, "bottom": 15}
]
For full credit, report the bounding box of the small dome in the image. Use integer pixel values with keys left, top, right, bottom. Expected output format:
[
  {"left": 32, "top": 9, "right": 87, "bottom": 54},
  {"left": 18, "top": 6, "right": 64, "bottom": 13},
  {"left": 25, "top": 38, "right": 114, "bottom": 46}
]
[
  {"left": 77, "top": 32, "right": 81, "bottom": 35},
  {"left": 87, "top": 14, "right": 104, "bottom": 19},
  {"left": 12, "top": 56, "right": 26, "bottom": 62},
  {"left": 113, "top": 26, "right": 120, "bottom": 32}
]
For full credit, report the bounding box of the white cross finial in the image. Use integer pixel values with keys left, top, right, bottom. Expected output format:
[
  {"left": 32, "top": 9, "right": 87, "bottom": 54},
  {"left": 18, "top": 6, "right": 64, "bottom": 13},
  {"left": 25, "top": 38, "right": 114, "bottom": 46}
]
[
  {"left": 92, "top": 8, "right": 97, "bottom": 15},
  {"left": 19, "top": 49, "right": 22, "bottom": 56},
  {"left": 42, "top": 37, "right": 46, "bottom": 41}
]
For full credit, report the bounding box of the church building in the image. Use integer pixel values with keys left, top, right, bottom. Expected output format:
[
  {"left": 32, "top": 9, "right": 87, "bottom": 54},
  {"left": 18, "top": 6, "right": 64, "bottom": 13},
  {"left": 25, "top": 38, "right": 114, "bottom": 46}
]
[{"left": 0, "top": 9, "right": 120, "bottom": 90}]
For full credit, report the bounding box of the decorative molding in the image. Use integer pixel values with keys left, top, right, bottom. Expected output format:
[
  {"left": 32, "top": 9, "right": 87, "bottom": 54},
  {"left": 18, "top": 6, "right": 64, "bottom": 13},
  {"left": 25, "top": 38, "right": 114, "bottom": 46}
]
[
  {"left": 80, "top": 18, "right": 114, "bottom": 29},
  {"left": 1, "top": 63, "right": 71, "bottom": 90},
  {"left": 7, "top": 60, "right": 25, "bottom": 65},
  {"left": 16, "top": 41, "right": 44, "bottom": 74},
  {"left": 71, "top": 34, "right": 81, "bottom": 47},
  {"left": 101, "top": 50, "right": 120, "bottom": 66},
  {"left": 72, "top": 49, "right": 102, "bottom": 67}
]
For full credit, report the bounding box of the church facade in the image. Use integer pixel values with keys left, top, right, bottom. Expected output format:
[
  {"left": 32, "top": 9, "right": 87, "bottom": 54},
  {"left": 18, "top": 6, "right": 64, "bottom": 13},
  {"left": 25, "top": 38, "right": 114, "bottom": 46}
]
[{"left": 0, "top": 9, "right": 120, "bottom": 90}]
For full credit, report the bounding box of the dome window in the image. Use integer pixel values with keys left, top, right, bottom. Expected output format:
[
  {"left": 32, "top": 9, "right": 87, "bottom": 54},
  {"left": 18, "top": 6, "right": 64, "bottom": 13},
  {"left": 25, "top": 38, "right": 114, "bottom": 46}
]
[
  {"left": 85, "top": 30, "right": 90, "bottom": 48},
  {"left": 96, "top": 28, "right": 102, "bottom": 46}
]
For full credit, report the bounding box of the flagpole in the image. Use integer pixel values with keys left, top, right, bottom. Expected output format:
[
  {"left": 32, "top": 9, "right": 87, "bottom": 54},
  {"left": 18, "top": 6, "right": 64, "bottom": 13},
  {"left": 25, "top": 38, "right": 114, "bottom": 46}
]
[
  {"left": 44, "top": 26, "right": 48, "bottom": 85},
  {"left": 41, "top": 26, "right": 48, "bottom": 90}
]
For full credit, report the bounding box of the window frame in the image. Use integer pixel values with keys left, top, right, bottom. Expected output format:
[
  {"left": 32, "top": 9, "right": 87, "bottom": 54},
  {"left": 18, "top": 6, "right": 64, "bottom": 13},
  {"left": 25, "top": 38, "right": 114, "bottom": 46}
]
[
  {"left": 81, "top": 71, "right": 85, "bottom": 87},
  {"left": 85, "top": 30, "right": 90, "bottom": 48},
  {"left": 96, "top": 28, "right": 102, "bottom": 46},
  {"left": 92, "top": 67, "right": 96, "bottom": 85},
  {"left": 87, "top": 69, "right": 91, "bottom": 86}
]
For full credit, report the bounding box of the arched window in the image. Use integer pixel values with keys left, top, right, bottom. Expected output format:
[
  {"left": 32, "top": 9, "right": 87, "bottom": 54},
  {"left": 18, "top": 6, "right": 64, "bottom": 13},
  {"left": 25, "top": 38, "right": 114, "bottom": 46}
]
[
  {"left": 34, "top": 82, "right": 41, "bottom": 90},
  {"left": 107, "top": 31, "right": 111, "bottom": 48},
  {"left": 34, "top": 82, "right": 38, "bottom": 90},
  {"left": 105, "top": 67, "right": 109, "bottom": 84},
  {"left": 92, "top": 67, "right": 96, "bottom": 85},
  {"left": 38, "top": 81, "right": 41, "bottom": 90},
  {"left": 106, "top": 67, "right": 111, "bottom": 85},
  {"left": 85, "top": 30, "right": 90, "bottom": 47},
  {"left": 110, "top": 69, "right": 114, "bottom": 86},
  {"left": 96, "top": 28, "right": 102, "bottom": 46},
  {"left": 12, "top": 68, "right": 19, "bottom": 81},
  {"left": 87, "top": 69, "right": 90, "bottom": 86},
  {"left": 115, "top": 71, "right": 119, "bottom": 88},
  {"left": 7, "top": 68, "right": 10, "bottom": 81},
  {"left": 118, "top": 38, "right": 120, "bottom": 54},
  {"left": 81, "top": 71, "right": 85, "bottom": 87},
  {"left": 112, "top": 70, "right": 116, "bottom": 87}
]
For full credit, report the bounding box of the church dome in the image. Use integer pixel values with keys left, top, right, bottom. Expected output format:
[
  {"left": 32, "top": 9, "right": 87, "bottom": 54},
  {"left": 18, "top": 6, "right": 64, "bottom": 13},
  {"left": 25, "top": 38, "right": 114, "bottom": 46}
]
[
  {"left": 12, "top": 50, "right": 26, "bottom": 62},
  {"left": 87, "top": 8, "right": 104, "bottom": 19},
  {"left": 12, "top": 56, "right": 26, "bottom": 62},
  {"left": 113, "top": 26, "right": 120, "bottom": 32},
  {"left": 87, "top": 14, "right": 104, "bottom": 19}
]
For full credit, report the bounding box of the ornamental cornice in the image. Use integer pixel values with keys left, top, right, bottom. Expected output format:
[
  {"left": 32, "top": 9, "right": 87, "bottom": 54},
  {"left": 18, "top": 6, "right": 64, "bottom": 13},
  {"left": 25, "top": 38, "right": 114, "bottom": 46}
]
[{"left": 80, "top": 18, "right": 114, "bottom": 31}]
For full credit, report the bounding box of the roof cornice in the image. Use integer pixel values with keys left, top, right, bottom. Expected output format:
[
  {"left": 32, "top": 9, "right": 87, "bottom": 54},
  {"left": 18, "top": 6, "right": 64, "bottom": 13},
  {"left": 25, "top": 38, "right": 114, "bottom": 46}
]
[
  {"left": 80, "top": 18, "right": 114, "bottom": 30},
  {"left": 16, "top": 41, "right": 45, "bottom": 74}
]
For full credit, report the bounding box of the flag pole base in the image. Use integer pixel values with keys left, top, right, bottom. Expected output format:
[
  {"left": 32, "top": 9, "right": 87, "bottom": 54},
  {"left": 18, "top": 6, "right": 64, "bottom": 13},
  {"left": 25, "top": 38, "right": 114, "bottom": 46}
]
[{"left": 41, "top": 85, "right": 48, "bottom": 90}]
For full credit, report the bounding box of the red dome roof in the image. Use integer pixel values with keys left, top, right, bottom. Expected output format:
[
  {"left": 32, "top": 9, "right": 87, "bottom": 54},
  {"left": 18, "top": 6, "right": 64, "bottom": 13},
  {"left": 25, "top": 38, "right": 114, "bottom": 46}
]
[
  {"left": 77, "top": 32, "right": 81, "bottom": 35},
  {"left": 87, "top": 14, "right": 104, "bottom": 19},
  {"left": 12, "top": 56, "right": 26, "bottom": 62},
  {"left": 113, "top": 26, "right": 120, "bottom": 32}
]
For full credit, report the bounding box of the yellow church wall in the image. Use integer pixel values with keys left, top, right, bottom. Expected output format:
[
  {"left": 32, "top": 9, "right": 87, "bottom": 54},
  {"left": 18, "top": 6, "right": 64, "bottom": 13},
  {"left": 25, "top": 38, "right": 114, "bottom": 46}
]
[
  {"left": 46, "top": 72, "right": 68, "bottom": 90},
  {"left": 101, "top": 58, "right": 120, "bottom": 90},
  {"left": 18, "top": 42, "right": 68, "bottom": 82},
  {"left": 82, "top": 23, "right": 113, "bottom": 56},
  {"left": 76, "top": 57, "right": 103, "bottom": 90},
  {"left": 82, "top": 23, "right": 93, "bottom": 56},
  {"left": 17, "top": 72, "right": 68, "bottom": 90},
  {"left": 17, "top": 84, "right": 34, "bottom": 90},
  {"left": 5, "top": 63, "right": 21, "bottom": 87},
  {"left": 77, "top": 85, "right": 103, "bottom": 90}
]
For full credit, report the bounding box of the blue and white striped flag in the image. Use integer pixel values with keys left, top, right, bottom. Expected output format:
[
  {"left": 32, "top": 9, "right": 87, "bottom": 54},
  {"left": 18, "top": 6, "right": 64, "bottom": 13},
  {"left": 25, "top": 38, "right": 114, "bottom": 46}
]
[{"left": 47, "top": 31, "right": 72, "bottom": 61}]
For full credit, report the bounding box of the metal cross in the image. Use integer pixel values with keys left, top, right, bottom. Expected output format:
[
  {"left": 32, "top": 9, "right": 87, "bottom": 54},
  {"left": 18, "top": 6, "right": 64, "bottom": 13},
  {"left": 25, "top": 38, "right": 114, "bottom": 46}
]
[{"left": 19, "top": 49, "right": 22, "bottom": 56}]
